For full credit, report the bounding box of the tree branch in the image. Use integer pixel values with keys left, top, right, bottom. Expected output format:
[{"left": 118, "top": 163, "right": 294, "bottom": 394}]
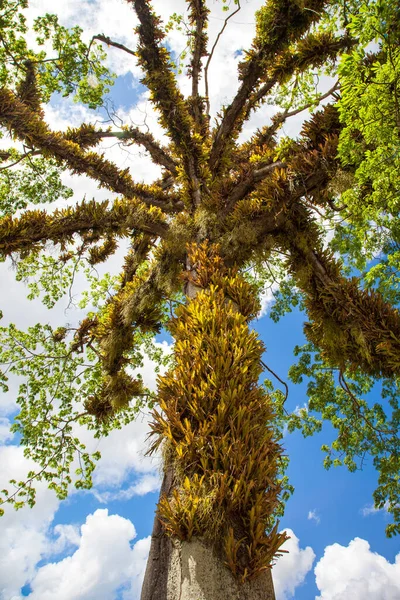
[
  {"left": 91, "top": 34, "right": 137, "bottom": 57},
  {"left": 0, "top": 197, "right": 168, "bottom": 257},
  {"left": 338, "top": 371, "right": 395, "bottom": 437},
  {"left": 260, "top": 359, "right": 289, "bottom": 405},
  {"left": 243, "top": 33, "right": 353, "bottom": 121},
  {"left": 204, "top": 1, "right": 241, "bottom": 120},
  {"left": 281, "top": 205, "right": 400, "bottom": 379},
  {"left": 129, "top": 0, "right": 204, "bottom": 206},
  {"left": 95, "top": 127, "right": 178, "bottom": 175},
  {"left": 0, "top": 88, "right": 181, "bottom": 212},
  {"left": 0, "top": 148, "right": 39, "bottom": 171},
  {"left": 249, "top": 82, "right": 340, "bottom": 151},
  {"left": 224, "top": 161, "right": 287, "bottom": 213},
  {"left": 61, "top": 122, "right": 178, "bottom": 175},
  {"left": 209, "top": 0, "right": 328, "bottom": 176},
  {"left": 187, "top": 0, "right": 209, "bottom": 107}
]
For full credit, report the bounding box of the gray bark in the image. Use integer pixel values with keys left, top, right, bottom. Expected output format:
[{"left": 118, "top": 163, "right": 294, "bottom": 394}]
[{"left": 140, "top": 468, "right": 174, "bottom": 600}]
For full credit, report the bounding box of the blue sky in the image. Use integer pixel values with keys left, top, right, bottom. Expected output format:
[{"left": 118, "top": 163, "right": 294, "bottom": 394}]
[{"left": 0, "top": 1, "right": 399, "bottom": 599}]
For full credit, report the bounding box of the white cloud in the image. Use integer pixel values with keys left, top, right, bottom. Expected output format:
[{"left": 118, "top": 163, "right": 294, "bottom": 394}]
[
  {"left": 0, "top": 338, "right": 169, "bottom": 598},
  {"left": 272, "top": 528, "right": 315, "bottom": 600},
  {"left": 0, "top": 446, "right": 60, "bottom": 600},
  {"left": 27, "top": 509, "right": 150, "bottom": 600},
  {"left": 315, "top": 538, "right": 400, "bottom": 600},
  {"left": 49, "top": 523, "right": 81, "bottom": 555},
  {"left": 85, "top": 411, "right": 160, "bottom": 490},
  {"left": 308, "top": 509, "right": 321, "bottom": 525},
  {"left": 94, "top": 472, "right": 160, "bottom": 503},
  {"left": 258, "top": 287, "right": 276, "bottom": 318},
  {"left": 0, "top": 417, "right": 13, "bottom": 443},
  {"left": 361, "top": 502, "right": 390, "bottom": 517}
]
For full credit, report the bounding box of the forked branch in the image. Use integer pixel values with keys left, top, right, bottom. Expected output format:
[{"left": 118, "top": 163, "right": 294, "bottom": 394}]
[
  {"left": 243, "top": 32, "right": 353, "bottom": 120},
  {"left": 90, "top": 127, "right": 178, "bottom": 175},
  {"left": 209, "top": 0, "right": 328, "bottom": 175},
  {"left": 249, "top": 81, "right": 340, "bottom": 150},
  {"left": 224, "top": 160, "right": 286, "bottom": 213},
  {"left": 130, "top": 0, "right": 204, "bottom": 206}
]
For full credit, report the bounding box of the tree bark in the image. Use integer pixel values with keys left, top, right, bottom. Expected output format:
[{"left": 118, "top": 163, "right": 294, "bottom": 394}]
[{"left": 140, "top": 468, "right": 174, "bottom": 600}]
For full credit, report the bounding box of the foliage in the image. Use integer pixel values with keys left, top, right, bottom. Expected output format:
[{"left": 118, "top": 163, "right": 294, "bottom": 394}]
[
  {"left": 0, "top": 290, "right": 165, "bottom": 515},
  {"left": 0, "top": 1, "right": 115, "bottom": 107},
  {"left": 0, "top": 155, "right": 73, "bottom": 216},
  {"left": 281, "top": 342, "right": 400, "bottom": 537}
]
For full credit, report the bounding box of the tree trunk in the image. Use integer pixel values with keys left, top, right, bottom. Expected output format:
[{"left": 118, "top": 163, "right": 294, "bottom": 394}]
[
  {"left": 141, "top": 245, "right": 281, "bottom": 600},
  {"left": 141, "top": 490, "right": 276, "bottom": 600}
]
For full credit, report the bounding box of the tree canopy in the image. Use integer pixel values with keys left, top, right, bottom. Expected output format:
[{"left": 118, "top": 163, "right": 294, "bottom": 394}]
[{"left": 0, "top": 0, "right": 399, "bottom": 584}]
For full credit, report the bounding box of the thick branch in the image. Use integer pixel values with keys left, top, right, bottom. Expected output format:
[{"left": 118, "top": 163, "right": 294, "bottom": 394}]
[
  {"left": 222, "top": 107, "right": 343, "bottom": 266},
  {"left": 129, "top": 0, "right": 203, "bottom": 205},
  {"left": 188, "top": 0, "right": 209, "bottom": 101},
  {"left": 244, "top": 32, "right": 353, "bottom": 121},
  {"left": 224, "top": 161, "right": 286, "bottom": 213},
  {"left": 209, "top": 0, "right": 328, "bottom": 176},
  {"left": 91, "top": 34, "right": 136, "bottom": 57},
  {"left": 82, "top": 239, "right": 186, "bottom": 420},
  {"left": 251, "top": 82, "right": 340, "bottom": 152},
  {"left": 281, "top": 206, "right": 400, "bottom": 378},
  {"left": 0, "top": 88, "right": 181, "bottom": 212},
  {"left": 63, "top": 122, "right": 178, "bottom": 175},
  {"left": 95, "top": 127, "right": 178, "bottom": 175},
  {"left": 79, "top": 234, "right": 157, "bottom": 421},
  {"left": 0, "top": 197, "right": 168, "bottom": 257},
  {"left": 186, "top": 0, "right": 209, "bottom": 133}
]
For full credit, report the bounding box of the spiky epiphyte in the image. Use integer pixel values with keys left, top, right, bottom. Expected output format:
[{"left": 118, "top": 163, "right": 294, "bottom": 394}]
[{"left": 149, "top": 243, "right": 287, "bottom": 581}]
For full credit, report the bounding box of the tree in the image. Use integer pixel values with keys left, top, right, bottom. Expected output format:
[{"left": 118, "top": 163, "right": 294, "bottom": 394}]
[{"left": 0, "top": 0, "right": 399, "bottom": 598}]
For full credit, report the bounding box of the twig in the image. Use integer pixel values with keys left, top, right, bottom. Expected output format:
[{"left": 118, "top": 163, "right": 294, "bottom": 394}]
[
  {"left": 0, "top": 149, "right": 39, "bottom": 171},
  {"left": 338, "top": 371, "right": 395, "bottom": 436},
  {"left": 91, "top": 34, "right": 136, "bottom": 57},
  {"left": 253, "top": 81, "right": 340, "bottom": 148},
  {"left": 260, "top": 359, "right": 289, "bottom": 405},
  {"left": 204, "top": 1, "right": 241, "bottom": 119}
]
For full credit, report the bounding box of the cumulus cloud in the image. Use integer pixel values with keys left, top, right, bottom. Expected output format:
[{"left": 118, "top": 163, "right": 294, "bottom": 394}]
[
  {"left": 272, "top": 528, "right": 316, "bottom": 600},
  {"left": 0, "top": 334, "right": 168, "bottom": 597},
  {"left": 0, "top": 446, "right": 60, "bottom": 600},
  {"left": 315, "top": 537, "right": 400, "bottom": 600},
  {"left": 0, "top": 445, "right": 152, "bottom": 599},
  {"left": 49, "top": 524, "right": 81, "bottom": 556},
  {"left": 27, "top": 509, "right": 150, "bottom": 600}
]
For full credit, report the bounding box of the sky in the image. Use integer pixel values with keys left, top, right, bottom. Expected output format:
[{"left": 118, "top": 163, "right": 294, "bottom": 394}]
[{"left": 0, "top": 1, "right": 399, "bottom": 599}]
